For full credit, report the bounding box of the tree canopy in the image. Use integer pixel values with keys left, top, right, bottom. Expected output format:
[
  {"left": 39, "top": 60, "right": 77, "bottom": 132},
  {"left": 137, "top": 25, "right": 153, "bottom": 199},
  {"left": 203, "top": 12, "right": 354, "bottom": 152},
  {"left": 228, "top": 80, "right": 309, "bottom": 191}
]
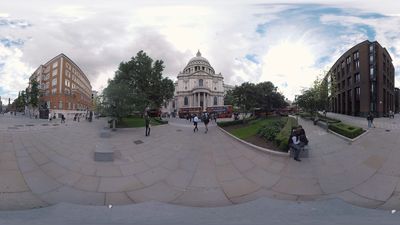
[
  {"left": 230, "top": 81, "right": 288, "bottom": 116},
  {"left": 102, "top": 50, "right": 174, "bottom": 119}
]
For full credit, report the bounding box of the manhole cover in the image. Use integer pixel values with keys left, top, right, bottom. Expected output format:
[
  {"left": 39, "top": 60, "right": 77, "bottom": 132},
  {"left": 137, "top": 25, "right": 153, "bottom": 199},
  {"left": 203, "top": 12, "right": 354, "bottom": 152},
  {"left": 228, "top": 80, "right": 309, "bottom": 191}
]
[
  {"left": 386, "top": 129, "right": 390, "bottom": 132},
  {"left": 26, "top": 124, "right": 35, "bottom": 126},
  {"left": 41, "top": 124, "right": 49, "bottom": 126},
  {"left": 176, "top": 129, "right": 182, "bottom": 132},
  {"left": 134, "top": 140, "right": 143, "bottom": 145}
]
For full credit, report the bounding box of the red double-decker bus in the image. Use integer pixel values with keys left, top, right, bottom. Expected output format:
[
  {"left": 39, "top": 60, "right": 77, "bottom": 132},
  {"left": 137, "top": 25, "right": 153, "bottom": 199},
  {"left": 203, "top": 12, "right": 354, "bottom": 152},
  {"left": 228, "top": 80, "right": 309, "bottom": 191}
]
[
  {"left": 206, "top": 105, "right": 233, "bottom": 118},
  {"left": 178, "top": 107, "right": 202, "bottom": 118}
]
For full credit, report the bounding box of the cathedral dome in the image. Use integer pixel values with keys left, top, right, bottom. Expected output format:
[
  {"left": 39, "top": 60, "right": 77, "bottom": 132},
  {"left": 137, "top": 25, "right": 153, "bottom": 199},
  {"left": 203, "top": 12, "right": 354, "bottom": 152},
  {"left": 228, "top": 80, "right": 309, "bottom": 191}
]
[{"left": 183, "top": 50, "right": 215, "bottom": 75}]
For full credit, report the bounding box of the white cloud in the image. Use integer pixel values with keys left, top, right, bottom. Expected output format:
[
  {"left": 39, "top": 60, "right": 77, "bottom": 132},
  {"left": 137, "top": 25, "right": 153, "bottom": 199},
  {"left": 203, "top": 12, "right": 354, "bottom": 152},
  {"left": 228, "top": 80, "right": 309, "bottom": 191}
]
[{"left": 0, "top": 1, "right": 399, "bottom": 102}]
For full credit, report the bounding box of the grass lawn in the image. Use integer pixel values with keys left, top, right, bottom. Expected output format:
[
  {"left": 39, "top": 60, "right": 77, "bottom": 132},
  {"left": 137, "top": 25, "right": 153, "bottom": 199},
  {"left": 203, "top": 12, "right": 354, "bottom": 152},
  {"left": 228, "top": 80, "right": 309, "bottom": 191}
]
[
  {"left": 229, "top": 117, "right": 282, "bottom": 139},
  {"left": 117, "top": 117, "right": 163, "bottom": 128}
]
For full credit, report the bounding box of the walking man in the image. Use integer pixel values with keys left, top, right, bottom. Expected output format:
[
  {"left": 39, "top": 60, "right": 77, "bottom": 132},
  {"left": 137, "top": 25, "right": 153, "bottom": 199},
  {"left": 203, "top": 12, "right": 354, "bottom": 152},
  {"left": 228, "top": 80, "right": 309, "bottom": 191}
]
[
  {"left": 289, "top": 128, "right": 302, "bottom": 162},
  {"left": 145, "top": 114, "right": 151, "bottom": 136},
  {"left": 193, "top": 114, "right": 199, "bottom": 132},
  {"left": 203, "top": 112, "right": 210, "bottom": 133}
]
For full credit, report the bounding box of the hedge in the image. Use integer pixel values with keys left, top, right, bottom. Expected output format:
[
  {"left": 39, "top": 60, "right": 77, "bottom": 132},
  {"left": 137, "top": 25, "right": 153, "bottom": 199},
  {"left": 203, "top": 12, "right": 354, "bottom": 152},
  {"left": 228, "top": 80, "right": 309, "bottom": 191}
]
[
  {"left": 152, "top": 118, "right": 168, "bottom": 124},
  {"left": 217, "top": 117, "right": 257, "bottom": 127},
  {"left": 275, "top": 117, "right": 298, "bottom": 151},
  {"left": 328, "top": 122, "right": 364, "bottom": 139}
]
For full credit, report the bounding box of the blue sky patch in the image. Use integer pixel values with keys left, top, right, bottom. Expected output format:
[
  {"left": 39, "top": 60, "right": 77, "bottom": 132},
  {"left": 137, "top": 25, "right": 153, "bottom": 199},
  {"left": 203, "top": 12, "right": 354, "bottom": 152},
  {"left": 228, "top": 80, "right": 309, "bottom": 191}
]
[
  {"left": 245, "top": 54, "right": 259, "bottom": 64},
  {"left": 0, "top": 38, "right": 24, "bottom": 47}
]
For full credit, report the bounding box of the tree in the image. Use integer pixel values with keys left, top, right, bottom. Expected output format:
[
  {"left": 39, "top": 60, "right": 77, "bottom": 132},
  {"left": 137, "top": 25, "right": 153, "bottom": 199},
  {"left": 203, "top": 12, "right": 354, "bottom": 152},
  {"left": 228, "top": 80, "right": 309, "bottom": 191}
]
[
  {"left": 232, "top": 82, "right": 258, "bottom": 120},
  {"left": 296, "top": 72, "right": 330, "bottom": 114},
  {"left": 29, "top": 80, "right": 40, "bottom": 108},
  {"left": 102, "top": 50, "right": 174, "bottom": 120},
  {"left": 224, "top": 90, "right": 234, "bottom": 106}
]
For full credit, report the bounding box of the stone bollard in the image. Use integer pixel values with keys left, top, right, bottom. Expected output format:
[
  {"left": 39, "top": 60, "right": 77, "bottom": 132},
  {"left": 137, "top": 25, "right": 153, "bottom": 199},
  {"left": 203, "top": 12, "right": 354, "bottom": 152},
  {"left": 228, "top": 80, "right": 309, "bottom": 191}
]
[{"left": 94, "top": 142, "right": 114, "bottom": 162}]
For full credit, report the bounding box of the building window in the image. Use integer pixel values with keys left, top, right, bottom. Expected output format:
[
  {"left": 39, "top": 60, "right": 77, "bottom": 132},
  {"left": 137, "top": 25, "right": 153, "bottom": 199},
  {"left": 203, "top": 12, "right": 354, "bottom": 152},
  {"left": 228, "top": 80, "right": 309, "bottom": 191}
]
[
  {"left": 66, "top": 71, "right": 71, "bottom": 78},
  {"left": 199, "top": 79, "right": 203, "bottom": 87},
  {"left": 347, "top": 77, "right": 351, "bottom": 86},
  {"left": 355, "top": 87, "right": 360, "bottom": 101},
  {"left": 52, "top": 78, "right": 57, "bottom": 87},
  {"left": 369, "top": 54, "right": 374, "bottom": 64},
  {"left": 354, "top": 73, "right": 360, "bottom": 83},
  {"left": 355, "top": 60, "right": 360, "bottom": 69},
  {"left": 369, "top": 44, "right": 374, "bottom": 52},
  {"left": 353, "top": 51, "right": 359, "bottom": 60},
  {"left": 65, "top": 88, "right": 70, "bottom": 95},
  {"left": 370, "top": 66, "right": 375, "bottom": 79},
  {"left": 213, "top": 96, "right": 217, "bottom": 105},
  {"left": 52, "top": 88, "right": 57, "bottom": 95},
  {"left": 53, "top": 61, "right": 58, "bottom": 68},
  {"left": 65, "top": 79, "right": 70, "bottom": 87},
  {"left": 52, "top": 69, "right": 57, "bottom": 76},
  {"left": 184, "top": 96, "right": 188, "bottom": 105},
  {"left": 59, "top": 101, "right": 63, "bottom": 109}
]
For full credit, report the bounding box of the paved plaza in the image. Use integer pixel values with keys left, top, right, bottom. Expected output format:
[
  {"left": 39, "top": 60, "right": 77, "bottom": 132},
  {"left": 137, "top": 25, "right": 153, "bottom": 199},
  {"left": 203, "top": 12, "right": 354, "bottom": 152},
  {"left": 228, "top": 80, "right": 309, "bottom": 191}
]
[{"left": 0, "top": 113, "right": 400, "bottom": 212}]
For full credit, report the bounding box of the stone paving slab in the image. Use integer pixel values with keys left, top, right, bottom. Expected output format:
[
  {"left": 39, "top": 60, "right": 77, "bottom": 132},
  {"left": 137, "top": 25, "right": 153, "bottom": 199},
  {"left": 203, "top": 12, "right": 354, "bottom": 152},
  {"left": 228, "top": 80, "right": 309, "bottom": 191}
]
[{"left": 1, "top": 116, "right": 400, "bottom": 212}]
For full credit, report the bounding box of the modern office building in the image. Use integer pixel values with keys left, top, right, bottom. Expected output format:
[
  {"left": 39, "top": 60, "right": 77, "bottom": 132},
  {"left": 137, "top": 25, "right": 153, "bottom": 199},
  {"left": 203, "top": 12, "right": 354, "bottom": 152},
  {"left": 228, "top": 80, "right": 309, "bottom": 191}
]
[
  {"left": 28, "top": 53, "right": 93, "bottom": 118},
  {"left": 326, "top": 40, "right": 395, "bottom": 117}
]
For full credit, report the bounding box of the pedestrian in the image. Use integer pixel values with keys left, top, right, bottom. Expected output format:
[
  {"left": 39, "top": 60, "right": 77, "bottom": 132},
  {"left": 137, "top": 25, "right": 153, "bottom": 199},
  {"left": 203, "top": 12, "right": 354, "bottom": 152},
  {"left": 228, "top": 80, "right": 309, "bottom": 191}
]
[
  {"left": 193, "top": 114, "right": 199, "bottom": 132},
  {"left": 189, "top": 114, "right": 192, "bottom": 122},
  {"left": 297, "top": 125, "right": 308, "bottom": 146},
  {"left": 48, "top": 112, "right": 52, "bottom": 122},
  {"left": 61, "top": 114, "right": 65, "bottom": 123},
  {"left": 214, "top": 113, "right": 217, "bottom": 123},
  {"left": 145, "top": 114, "right": 151, "bottom": 136},
  {"left": 370, "top": 112, "right": 375, "bottom": 128},
  {"left": 289, "top": 128, "right": 302, "bottom": 161},
  {"left": 203, "top": 112, "right": 210, "bottom": 133}
]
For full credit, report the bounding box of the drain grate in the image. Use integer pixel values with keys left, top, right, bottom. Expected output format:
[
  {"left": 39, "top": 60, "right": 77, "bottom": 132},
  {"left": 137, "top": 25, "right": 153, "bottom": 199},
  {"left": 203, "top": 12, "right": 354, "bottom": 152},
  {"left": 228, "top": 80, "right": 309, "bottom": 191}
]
[
  {"left": 41, "top": 124, "right": 49, "bottom": 126},
  {"left": 386, "top": 129, "right": 391, "bottom": 132},
  {"left": 134, "top": 140, "right": 144, "bottom": 145},
  {"left": 52, "top": 124, "right": 59, "bottom": 126},
  {"left": 26, "top": 124, "right": 34, "bottom": 126},
  {"left": 176, "top": 129, "right": 182, "bottom": 132}
]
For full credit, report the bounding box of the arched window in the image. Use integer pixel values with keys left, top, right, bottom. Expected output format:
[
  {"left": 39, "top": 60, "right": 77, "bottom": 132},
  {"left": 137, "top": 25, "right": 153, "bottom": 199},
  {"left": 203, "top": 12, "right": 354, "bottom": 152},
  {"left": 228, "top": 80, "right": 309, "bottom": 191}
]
[
  {"left": 184, "top": 96, "right": 188, "bottom": 105},
  {"left": 214, "top": 96, "right": 218, "bottom": 105},
  {"left": 199, "top": 79, "right": 203, "bottom": 87}
]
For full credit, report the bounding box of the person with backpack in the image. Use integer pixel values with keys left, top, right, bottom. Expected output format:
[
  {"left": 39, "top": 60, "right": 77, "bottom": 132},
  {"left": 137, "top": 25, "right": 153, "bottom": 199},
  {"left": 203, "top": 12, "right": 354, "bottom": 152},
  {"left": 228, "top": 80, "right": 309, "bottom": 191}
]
[
  {"left": 203, "top": 112, "right": 210, "bottom": 133},
  {"left": 289, "top": 128, "right": 302, "bottom": 162},
  {"left": 298, "top": 125, "right": 308, "bottom": 146},
  {"left": 193, "top": 114, "right": 199, "bottom": 132}
]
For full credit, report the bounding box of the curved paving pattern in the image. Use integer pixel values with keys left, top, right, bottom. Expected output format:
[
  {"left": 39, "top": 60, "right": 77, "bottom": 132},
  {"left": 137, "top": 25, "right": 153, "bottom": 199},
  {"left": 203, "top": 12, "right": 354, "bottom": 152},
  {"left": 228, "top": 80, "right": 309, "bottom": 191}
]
[{"left": 0, "top": 114, "right": 400, "bottom": 210}]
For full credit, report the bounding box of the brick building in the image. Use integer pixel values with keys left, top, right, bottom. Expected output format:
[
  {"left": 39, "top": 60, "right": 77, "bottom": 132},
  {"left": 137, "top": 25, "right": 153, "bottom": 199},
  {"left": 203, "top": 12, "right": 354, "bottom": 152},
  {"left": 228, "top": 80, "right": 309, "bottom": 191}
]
[
  {"left": 327, "top": 40, "right": 395, "bottom": 117},
  {"left": 29, "top": 54, "right": 93, "bottom": 118}
]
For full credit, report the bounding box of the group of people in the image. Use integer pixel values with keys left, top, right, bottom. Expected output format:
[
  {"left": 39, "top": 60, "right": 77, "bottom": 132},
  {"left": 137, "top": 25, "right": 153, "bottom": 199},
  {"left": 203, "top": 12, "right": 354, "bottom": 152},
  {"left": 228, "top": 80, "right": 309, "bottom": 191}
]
[
  {"left": 289, "top": 125, "right": 308, "bottom": 162},
  {"left": 192, "top": 112, "right": 210, "bottom": 133}
]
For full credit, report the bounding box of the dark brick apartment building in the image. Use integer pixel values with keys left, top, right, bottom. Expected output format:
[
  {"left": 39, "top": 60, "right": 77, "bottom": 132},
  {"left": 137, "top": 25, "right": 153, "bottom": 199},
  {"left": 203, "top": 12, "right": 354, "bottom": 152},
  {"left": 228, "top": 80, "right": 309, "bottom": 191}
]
[{"left": 326, "top": 40, "right": 395, "bottom": 117}]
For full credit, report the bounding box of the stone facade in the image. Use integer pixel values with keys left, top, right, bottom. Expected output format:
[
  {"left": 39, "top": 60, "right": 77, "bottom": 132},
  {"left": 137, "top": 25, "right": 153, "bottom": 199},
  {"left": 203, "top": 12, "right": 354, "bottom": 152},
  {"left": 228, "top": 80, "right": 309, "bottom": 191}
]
[{"left": 167, "top": 51, "right": 229, "bottom": 113}]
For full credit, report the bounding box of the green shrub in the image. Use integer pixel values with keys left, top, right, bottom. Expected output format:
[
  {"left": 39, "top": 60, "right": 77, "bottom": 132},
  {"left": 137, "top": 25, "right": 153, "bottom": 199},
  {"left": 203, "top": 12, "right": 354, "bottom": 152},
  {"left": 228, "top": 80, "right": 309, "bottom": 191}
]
[
  {"left": 257, "top": 119, "right": 286, "bottom": 141},
  {"left": 275, "top": 117, "right": 298, "bottom": 151},
  {"left": 328, "top": 122, "right": 364, "bottom": 139}
]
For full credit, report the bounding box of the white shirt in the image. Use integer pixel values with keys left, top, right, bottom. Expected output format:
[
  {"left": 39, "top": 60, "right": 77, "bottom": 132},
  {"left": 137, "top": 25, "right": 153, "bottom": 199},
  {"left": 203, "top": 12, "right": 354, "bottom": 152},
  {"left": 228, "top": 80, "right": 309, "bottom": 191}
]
[
  {"left": 292, "top": 136, "right": 300, "bottom": 145},
  {"left": 194, "top": 116, "right": 199, "bottom": 122}
]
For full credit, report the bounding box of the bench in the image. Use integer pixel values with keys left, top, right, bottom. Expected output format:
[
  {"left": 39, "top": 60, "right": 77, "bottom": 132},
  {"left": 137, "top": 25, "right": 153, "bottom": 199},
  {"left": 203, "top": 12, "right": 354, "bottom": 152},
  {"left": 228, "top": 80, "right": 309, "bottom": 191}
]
[{"left": 94, "top": 142, "right": 114, "bottom": 161}]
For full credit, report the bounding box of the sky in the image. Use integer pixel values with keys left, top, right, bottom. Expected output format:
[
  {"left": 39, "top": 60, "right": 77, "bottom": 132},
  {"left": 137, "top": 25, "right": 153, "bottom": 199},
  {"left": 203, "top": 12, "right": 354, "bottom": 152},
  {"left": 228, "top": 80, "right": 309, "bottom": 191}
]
[{"left": 0, "top": 0, "right": 400, "bottom": 103}]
